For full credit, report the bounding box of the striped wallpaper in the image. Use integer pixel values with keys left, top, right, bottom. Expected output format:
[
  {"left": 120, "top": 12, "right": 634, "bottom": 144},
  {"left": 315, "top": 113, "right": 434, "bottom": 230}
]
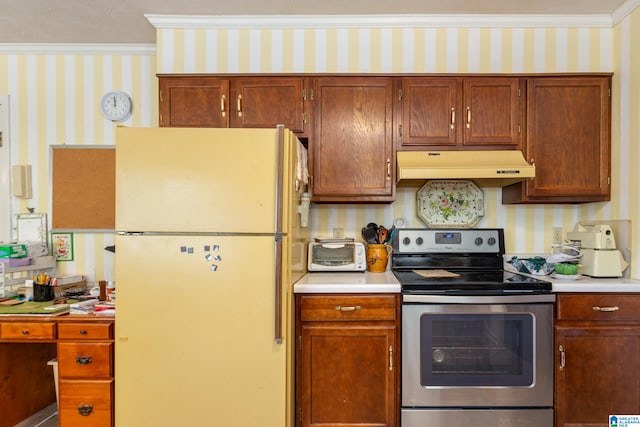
[
  {"left": 0, "top": 9, "right": 639, "bottom": 283},
  {"left": 0, "top": 46, "right": 157, "bottom": 282}
]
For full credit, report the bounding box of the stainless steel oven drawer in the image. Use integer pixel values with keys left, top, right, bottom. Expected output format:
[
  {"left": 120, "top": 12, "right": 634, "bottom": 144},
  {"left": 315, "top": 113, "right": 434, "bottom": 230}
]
[{"left": 402, "top": 408, "right": 553, "bottom": 427}]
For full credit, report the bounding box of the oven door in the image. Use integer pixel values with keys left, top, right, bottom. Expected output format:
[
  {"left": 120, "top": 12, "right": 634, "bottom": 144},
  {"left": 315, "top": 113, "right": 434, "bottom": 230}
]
[{"left": 402, "top": 297, "right": 554, "bottom": 408}]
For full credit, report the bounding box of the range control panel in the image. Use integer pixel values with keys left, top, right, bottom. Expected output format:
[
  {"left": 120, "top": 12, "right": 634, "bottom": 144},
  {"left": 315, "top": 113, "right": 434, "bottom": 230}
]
[{"left": 394, "top": 228, "right": 504, "bottom": 254}]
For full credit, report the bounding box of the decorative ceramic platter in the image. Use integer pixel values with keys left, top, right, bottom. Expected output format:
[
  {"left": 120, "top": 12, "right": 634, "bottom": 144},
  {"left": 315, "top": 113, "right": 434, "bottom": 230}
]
[{"left": 417, "top": 180, "right": 485, "bottom": 228}]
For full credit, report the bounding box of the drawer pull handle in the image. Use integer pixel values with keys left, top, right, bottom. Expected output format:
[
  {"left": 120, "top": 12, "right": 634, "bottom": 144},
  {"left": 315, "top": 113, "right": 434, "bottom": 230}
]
[
  {"left": 335, "top": 305, "right": 361, "bottom": 312},
  {"left": 592, "top": 306, "right": 620, "bottom": 312},
  {"left": 76, "top": 355, "right": 93, "bottom": 365},
  {"left": 21, "top": 330, "right": 29, "bottom": 335},
  {"left": 77, "top": 405, "right": 94, "bottom": 416},
  {"left": 79, "top": 330, "right": 88, "bottom": 335}
]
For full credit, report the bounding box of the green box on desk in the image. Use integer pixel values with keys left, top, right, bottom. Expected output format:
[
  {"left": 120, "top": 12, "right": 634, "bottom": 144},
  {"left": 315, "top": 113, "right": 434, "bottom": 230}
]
[{"left": 0, "top": 244, "right": 27, "bottom": 258}]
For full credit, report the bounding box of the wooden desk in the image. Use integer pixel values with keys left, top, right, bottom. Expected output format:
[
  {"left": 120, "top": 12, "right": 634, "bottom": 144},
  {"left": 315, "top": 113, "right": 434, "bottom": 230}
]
[{"left": 0, "top": 314, "right": 115, "bottom": 427}]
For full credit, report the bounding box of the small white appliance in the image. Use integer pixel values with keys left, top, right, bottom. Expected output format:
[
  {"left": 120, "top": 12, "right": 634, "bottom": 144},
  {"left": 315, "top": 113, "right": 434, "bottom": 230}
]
[
  {"left": 308, "top": 240, "right": 366, "bottom": 272},
  {"left": 567, "top": 223, "right": 629, "bottom": 277}
]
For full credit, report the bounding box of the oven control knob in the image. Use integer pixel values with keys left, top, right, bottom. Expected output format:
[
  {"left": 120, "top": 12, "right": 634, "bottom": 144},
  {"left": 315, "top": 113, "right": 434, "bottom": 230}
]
[
  {"left": 488, "top": 237, "right": 497, "bottom": 246},
  {"left": 403, "top": 237, "right": 411, "bottom": 245},
  {"left": 475, "top": 237, "right": 483, "bottom": 246},
  {"left": 416, "top": 237, "right": 424, "bottom": 245}
]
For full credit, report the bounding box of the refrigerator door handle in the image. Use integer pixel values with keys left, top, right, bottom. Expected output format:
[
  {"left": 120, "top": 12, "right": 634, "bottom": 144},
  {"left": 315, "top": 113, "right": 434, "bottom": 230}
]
[{"left": 274, "top": 236, "right": 283, "bottom": 344}]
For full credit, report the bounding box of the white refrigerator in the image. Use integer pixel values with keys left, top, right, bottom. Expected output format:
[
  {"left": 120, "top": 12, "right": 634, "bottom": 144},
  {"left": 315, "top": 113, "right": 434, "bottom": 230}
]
[{"left": 114, "top": 126, "right": 309, "bottom": 426}]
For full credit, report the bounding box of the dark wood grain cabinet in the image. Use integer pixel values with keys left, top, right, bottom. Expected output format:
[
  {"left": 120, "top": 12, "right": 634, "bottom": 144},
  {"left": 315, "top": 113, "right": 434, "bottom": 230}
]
[
  {"left": 310, "top": 76, "right": 394, "bottom": 202},
  {"left": 555, "top": 293, "right": 640, "bottom": 427},
  {"left": 503, "top": 76, "right": 611, "bottom": 203},
  {"left": 397, "top": 76, "right": 522, "bottom": 149},
  {"left": 296, "top": 294, "right": 400, "bottom": 427},
  {"left": 159, "top": 75, "right": 308, "bottom": 134}
]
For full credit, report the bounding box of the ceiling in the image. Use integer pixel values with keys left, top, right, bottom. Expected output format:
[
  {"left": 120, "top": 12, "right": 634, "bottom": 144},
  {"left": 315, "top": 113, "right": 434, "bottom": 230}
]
[{"left": 0, "top": 0, "right": 632, "bottom": 44}]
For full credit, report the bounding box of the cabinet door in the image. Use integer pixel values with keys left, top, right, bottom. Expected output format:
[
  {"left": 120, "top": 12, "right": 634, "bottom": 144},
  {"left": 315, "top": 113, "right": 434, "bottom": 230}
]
[
  {"left": 299, "top": 324, "right": 397, "bottom": 427},
  {"left": 555, "top": 325, "right": 640, "bottom": 427},
  {"left": 311, "top": 77, "right": 394, "bottom": 202},
  {"left": 503, "top": 76, "right": 611, "bottom": 203},
  {"left": 159, "top": 76, "right": 230, "bottom": 128},
  {"left": 230, "top": 78, "right": 306, "bottom": 133},
  {"left": 399, "top": 78, "right": 459, "bottom": 147},
  {"left": 463, "top": 77, "right": 521, "bottom": 146}
]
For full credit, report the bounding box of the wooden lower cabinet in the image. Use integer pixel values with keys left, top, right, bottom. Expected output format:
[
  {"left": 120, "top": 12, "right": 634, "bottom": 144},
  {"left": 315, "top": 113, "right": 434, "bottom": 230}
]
[
  {"left": 296, "top": 294, "right": 400, "bottom": 427},
  {"left": 555, "top": 294, "right": 640, "bottom": 427},
  {"left": 57, "top": 319, "right": 115, "bottom": 426}
]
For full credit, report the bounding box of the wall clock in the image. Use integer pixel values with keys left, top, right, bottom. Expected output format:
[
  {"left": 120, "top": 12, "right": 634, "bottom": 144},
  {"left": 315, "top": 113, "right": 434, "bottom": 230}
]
[{"left": 100, "top": 90, "right": 132, "bottom": 122}]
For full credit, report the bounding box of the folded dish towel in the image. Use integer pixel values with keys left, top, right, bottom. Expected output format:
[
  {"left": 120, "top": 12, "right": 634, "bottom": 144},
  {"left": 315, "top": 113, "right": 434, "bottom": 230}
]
[{"left": 296, "top": 140, "right": 309, "bottom": 185}]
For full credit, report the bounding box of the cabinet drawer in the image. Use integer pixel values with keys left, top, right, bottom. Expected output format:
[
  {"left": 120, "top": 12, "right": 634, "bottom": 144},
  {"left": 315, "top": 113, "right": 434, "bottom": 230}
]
[
  {"left": 59, "top": 379, "right": 113, "bottom": 426},
  {"left": 300, "top": 295, "right": 396, "bottom": 321},
  {"left": 557, "top": 294, "right": 640, "bottom": 321},
  {"left": 58, "top": 322, "right": 113, "bottom": 340},
  {"left": 58, "top": 342, "right": 113, "bottom": 378},
  {"left": 0, "top": 322, "right": 55, "bottom": 340}
]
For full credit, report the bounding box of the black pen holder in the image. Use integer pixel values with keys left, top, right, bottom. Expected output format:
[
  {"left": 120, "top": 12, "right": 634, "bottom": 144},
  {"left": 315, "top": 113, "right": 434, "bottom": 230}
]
[{"left": 34, "top": 283, "right": 54, "bottom": 302}]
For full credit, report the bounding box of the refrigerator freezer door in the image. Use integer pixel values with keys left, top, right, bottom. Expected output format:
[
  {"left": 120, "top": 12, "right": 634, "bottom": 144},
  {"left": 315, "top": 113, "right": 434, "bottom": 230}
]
[
  {"left": 115, "top": 234, "right": 289, "bottom": 426},
  {"left": 115, "top": 127, "right": 293, "bottom": 234}
]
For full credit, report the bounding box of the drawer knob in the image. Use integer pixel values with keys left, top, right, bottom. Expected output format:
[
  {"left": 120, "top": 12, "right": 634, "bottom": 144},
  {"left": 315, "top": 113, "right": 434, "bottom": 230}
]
[
  {"left": 592, "top": 305, "right": 620, "bottom": 312},
  {"left": 335, "top": 305, "right": 361, "bottom": 312},
  {"left": 79, "top": 330, "right": 88, "bottom": 335},
  {"left": 77, "top": 405, "right": 94, "bottom": 416},
  {"left": 21, "top": 330, "right": 29, "bottom": 335},
  {"left": 76, "top": 355, "right": 93, "bottom": 365}
]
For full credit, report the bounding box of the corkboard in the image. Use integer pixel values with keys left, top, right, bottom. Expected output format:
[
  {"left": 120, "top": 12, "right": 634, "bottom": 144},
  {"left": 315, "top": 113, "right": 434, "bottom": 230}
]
[{"left": 51, "top": 146, "right": 115, "bottom": 230}]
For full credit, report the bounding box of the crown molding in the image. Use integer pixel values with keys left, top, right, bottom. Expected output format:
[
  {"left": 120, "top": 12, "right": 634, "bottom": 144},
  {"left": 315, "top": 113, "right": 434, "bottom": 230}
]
[
  {"left": 146, "top": 13, "right": 614, "bottom": 30},
  {"left": 0, "top": 43, "right": 156, "bottom": 55},
  {"left": 612, "top": 0, "right": 640, "bottom": 24}
]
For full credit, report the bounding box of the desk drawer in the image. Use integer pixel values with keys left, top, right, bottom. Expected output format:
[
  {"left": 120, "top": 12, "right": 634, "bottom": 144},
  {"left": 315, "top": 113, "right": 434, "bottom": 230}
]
[
  {"left": 300, "top": 295, "right": 397, "bottom": 321},
  {"left": 58, "top": 322, "right": 113, "bottom": 340},
  {"left": 59, "top": 379, "right": 113, "bottom": 427},
  {"left": 557, "top": 294, "right": 640, "bottom": 321},
  {"left": 58, "top": 342, "right": 113, "bottom": 378},
  {"left": 0, "top": 322, "right": 55, "bottom": 340}
]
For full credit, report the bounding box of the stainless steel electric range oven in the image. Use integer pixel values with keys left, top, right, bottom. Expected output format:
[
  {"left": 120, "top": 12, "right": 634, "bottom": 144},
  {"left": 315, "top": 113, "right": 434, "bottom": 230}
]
[{"left": 392, "top": 228, "right": 555, "bottom": 427}]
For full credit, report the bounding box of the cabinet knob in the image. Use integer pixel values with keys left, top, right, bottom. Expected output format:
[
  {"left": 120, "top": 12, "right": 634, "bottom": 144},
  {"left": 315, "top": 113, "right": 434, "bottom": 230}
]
[
  {"left": 79, "top": 329, "right": 88, "bottom": 335},
  {"left": 77, "top": 405, "right": 94, "bottom": 416},
  {"left": 76, "top": 355, "right": 93, "bottom": 365},
  {"left": 21, "top": 330, "right": 29, "bottom": 335}
]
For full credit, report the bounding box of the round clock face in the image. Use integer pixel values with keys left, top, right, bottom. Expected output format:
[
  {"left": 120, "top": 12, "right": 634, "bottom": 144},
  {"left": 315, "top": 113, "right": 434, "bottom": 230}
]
[{"left": 101, "top": 90, "right": 132, "bottom": 122}]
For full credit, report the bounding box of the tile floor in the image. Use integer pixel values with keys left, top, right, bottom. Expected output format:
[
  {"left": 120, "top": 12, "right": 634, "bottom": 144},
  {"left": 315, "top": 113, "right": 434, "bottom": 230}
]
[{"left": 14, "top": 403, "right": 58, "bottom": 427}]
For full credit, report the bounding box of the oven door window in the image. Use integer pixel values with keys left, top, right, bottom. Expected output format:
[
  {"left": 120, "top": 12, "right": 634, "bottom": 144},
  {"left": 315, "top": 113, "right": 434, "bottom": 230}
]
[{"left": 420, "top": 313, "right": 534, "bottom": 387}]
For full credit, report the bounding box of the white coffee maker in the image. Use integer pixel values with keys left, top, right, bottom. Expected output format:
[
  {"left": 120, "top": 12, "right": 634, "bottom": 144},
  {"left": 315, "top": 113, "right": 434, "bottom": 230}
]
[{"left": 566, "top": 223, "right": 628, "bottom": 277}]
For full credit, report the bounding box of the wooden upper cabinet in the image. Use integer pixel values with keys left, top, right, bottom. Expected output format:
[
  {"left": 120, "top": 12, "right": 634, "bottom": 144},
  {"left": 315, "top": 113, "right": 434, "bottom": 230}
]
[
  {"left": 159, "top": 76, "right": 230, "bottom": 128},
  {"left": 463, "top": 77, "right": 521, "bottom": 146},
  {"left": 230, "top": 78, "right": 306, "bottom": 133},
  {"left": 503, "top": 76, "right": 611, "bottom": 204},
  {"left": 158, "top": 75, "right": 308, "bottom": 134},
  {"left": 311, "top": 76, "right": 394, "bottom": 202},
  {"left": 398, "top": 76, "right": 522, "bottom": 150}
]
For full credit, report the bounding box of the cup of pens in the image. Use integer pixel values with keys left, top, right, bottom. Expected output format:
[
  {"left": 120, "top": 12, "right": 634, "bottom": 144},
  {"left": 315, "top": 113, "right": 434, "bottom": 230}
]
[{"left": 33, "top": 273, "right": 54, "bottom": 302}]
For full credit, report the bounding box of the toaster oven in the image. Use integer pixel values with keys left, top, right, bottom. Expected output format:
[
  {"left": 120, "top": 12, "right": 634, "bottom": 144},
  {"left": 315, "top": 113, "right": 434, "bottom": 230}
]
[{"left": 308, "top": 241, "right": 366, "bottom": 272}]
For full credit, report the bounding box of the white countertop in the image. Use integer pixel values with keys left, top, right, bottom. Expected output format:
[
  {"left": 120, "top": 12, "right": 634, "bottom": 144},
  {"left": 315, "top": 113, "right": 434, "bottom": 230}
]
[
  {"left": 547, "top": 276, "right": 640, "bottom": 292},
  {"left": 294, "top": 270, "right": 640, "bottom": 294},
  {"left": 293, "top": 270, "right": 401, "bottom": 293}
]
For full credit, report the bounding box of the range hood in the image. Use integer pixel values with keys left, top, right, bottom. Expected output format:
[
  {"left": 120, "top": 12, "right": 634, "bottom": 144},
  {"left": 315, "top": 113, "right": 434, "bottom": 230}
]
[{"left": 396, "top": 150, "right": 535, "bottom": 187}]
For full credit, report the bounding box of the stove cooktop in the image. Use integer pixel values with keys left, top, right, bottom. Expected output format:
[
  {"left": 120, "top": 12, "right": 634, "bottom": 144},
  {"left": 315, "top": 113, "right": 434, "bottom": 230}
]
[
  {"left": 393, "top": 269, "right": 552, "bottom": 294},
  {"left": 391, "top": 228, "right": 552, "bottom": 295}
]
